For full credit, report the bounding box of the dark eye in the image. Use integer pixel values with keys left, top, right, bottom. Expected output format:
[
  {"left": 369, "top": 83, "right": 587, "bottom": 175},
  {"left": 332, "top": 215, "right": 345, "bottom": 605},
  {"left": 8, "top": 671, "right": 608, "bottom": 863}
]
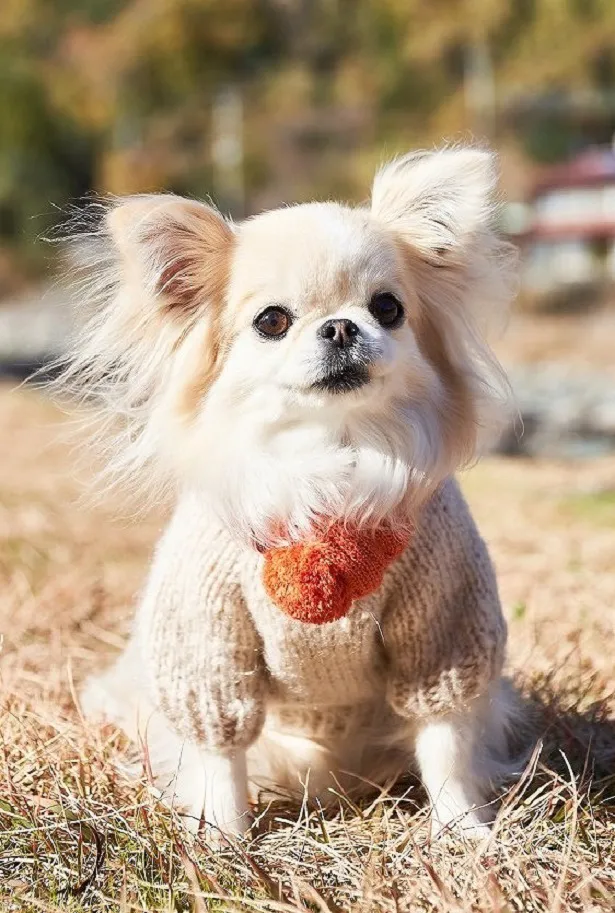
[
  {"left": 254, "top": 306, "right": 292, "bottom": 339},
  {"left": 368, "top": 292, "right": 404, "bottom": 328}
]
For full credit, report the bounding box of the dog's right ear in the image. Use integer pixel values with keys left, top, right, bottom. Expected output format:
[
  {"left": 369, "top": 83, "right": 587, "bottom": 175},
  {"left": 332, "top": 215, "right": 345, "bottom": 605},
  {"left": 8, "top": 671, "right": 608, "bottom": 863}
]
[
  {"left": 55, "top": 195, "right": 235, "bottom": 496},
  {"left": 105, "top": 195, "right": 234, "bottom": 318}
]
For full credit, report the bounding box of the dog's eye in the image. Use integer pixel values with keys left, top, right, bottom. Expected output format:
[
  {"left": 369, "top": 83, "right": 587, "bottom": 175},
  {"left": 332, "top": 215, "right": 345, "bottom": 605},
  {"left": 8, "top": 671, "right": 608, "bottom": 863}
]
[
  {"left": 368, "top": 292, "right": 404, "bottom": 328},
  {"left": 254, "top": 306, "right": 292, "bottom": 339}
]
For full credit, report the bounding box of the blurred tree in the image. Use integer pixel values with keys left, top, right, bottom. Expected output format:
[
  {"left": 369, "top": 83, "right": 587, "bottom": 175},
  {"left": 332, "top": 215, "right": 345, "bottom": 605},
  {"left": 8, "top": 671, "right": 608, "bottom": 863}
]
[{"left": 2, "top": 0, "right": 615, "bottom": 285}]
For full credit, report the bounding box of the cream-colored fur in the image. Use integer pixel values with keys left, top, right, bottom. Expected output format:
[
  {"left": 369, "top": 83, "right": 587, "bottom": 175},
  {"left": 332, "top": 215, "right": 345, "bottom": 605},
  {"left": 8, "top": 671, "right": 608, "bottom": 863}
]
[
  {"left": 59, "top": 145, "right": 519, "bottom": 840},
  {"left": 81, "top": 641, "right": 517, "bottom": 840}
]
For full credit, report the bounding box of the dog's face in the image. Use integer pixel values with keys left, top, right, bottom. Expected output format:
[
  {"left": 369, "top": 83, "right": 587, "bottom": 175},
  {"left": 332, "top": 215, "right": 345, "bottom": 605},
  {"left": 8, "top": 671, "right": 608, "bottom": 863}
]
[
  {"left": 218, "top": 204, "right": 429, "bottom": 409},
  {"left": 67, "top": 148, "right": 516, "bottom": 545}
]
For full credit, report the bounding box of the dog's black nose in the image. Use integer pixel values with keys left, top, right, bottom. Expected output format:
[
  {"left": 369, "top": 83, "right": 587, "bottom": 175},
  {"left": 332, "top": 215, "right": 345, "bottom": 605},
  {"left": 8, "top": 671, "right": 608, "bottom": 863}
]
[{"left": 318, "top": 319, "right": 360, "bottom": 349}]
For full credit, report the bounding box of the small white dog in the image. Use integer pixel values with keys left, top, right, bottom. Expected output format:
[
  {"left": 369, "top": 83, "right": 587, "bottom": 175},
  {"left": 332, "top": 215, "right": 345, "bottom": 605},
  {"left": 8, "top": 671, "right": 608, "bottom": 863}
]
[{"left": 62, "top": 146, "right": 518, "bottom": 840}]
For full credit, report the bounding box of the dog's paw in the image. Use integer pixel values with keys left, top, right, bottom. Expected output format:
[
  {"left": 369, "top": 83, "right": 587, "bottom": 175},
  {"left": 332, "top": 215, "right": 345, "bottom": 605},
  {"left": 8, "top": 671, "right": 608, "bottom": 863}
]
[
  {"left": 79, "top": 673, "right": 121, "bottom": 724},
  {"left": 200, "top": 810, "right": 254, "bottom": 848},
  {"left": 430, "top": 806, "right": 492, "bottom": 842},
  {"left": 178, "top": 799, "right": 253, "bottom": 846},
  {"left": 201, "top": 758, "right": 252, "bottom": 844}
]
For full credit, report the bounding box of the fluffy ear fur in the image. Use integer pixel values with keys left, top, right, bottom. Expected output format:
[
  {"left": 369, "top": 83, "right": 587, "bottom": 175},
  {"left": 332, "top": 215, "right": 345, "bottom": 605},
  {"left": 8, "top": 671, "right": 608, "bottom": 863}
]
[
  {"left": 371, "top": 147, "right": 497, "bottom": 258},
  {"left": 55, "top": 195, "right": 234, "bottom": 498},
  {"left": 106, "top": 195, "right": 233, "bottom": 313},
  {"left": 371, "top": 147, "right": 517, "bottom": 458}
]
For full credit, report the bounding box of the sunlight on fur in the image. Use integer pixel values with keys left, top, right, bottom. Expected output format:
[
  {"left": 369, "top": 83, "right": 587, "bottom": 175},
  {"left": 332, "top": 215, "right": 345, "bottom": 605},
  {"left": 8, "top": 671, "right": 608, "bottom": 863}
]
[
  {"left": 54, "top": 145, "right": 516, "bottom": 548},
  {"left": 54, "top": 145, "right": 522, "bottom": 842}
]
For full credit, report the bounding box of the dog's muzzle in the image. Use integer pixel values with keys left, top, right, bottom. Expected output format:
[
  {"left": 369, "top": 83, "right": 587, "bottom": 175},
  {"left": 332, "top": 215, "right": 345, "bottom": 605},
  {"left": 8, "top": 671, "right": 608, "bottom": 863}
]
[
  {"left": 311, "top": 362, "right": 370, "bottom": 394},
  {"left": 312, "top": 319, "right": 373, "bottom": 393}
]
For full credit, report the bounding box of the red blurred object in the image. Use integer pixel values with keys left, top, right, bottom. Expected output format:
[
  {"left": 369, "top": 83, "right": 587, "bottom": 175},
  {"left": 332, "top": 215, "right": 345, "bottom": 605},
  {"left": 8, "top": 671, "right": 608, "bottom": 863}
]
[{"left": 525, "top": 146, "right": 615, "bottom": 242}]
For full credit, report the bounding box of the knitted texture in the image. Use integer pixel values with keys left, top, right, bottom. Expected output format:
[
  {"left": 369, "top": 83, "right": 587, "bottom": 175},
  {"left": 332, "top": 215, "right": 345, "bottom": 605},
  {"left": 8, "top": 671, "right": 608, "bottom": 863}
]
[
  {"left": 261, "top": 524, "right": 410, "bottom": 624},
  {"left": 135, "top": 509, "right": 267, "bottom": 751},
  {"left": 134, "top": 478, "right": 507, "bottom": 752}
]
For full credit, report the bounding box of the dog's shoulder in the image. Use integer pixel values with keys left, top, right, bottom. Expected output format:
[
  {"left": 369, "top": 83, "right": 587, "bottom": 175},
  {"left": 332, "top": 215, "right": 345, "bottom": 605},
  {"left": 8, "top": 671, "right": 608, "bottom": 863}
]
[
  {"left": 389, "top": 476, "right": 492, "bottom": 585},
  {"left": 416, "top": 476, "right": 477, "bottom": 543},
  {"left": 152, "top": 490, "right": 246, "bottom": 583}
]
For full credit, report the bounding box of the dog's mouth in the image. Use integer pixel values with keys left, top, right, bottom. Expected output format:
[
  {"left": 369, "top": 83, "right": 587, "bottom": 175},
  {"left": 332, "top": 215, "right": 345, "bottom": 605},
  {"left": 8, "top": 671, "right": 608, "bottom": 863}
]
[{"left": 310, "top": 365, "right": 371, "bottom": 395}]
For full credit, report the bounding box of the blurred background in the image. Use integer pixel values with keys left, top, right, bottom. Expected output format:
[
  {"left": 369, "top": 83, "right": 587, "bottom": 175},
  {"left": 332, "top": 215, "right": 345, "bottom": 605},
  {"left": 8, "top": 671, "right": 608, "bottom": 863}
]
[
  {"left": 0, "top": 12, "right": 614, "bottom": 903},
  {"left": 1, "top": 0, "right": 615, "bottom": 456}
]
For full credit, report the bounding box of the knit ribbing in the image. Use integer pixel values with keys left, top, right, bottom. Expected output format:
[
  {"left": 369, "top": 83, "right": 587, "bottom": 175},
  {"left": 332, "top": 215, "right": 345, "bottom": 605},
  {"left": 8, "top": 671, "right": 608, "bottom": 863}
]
[
  {"left": 133, "top": 478, "right": 506, "bottom": 752},
  {"left": 136, "top": 495, "right": 267, "bottom": 750},
  {"left": 382, "top": 482, "right": 507, "bottom": 718}
]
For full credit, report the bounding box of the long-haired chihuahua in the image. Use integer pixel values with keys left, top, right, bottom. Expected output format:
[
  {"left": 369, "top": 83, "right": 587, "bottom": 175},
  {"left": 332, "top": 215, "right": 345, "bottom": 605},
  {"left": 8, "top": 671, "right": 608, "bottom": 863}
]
[{"left": 58, "top": 146, "right": 518, "bottom": 841}]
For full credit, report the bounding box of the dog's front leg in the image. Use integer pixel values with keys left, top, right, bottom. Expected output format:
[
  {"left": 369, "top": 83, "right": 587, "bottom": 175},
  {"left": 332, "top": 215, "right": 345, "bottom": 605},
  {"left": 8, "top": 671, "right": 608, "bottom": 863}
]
[
  {"left": 80, "top": 651, "right": 253, "bottom": 839},
  {"left": 201, "top": 749, "right": 251, "bottom": 839},
  {"left": 414, "top": 710, "right": 492, "bottom": 839}
]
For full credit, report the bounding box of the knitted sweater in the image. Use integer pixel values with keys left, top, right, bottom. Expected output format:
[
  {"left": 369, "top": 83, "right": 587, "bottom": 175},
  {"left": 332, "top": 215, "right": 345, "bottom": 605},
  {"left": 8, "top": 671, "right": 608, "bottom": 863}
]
[{"left": 134, "top": 478, "right": 506, "bottom": 753}]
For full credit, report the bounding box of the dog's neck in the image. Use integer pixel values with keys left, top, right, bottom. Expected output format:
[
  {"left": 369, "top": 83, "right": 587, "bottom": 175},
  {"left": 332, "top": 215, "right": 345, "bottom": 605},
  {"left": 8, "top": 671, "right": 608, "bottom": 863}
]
[{"left": 184, "top": 379, "right": 448, "bottom": 550}]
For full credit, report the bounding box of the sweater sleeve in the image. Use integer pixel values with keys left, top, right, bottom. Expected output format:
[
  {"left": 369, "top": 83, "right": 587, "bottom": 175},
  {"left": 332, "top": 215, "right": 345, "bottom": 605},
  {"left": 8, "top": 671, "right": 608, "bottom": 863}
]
[
  {"left": 134, "top": 494, "right": 267, "bottom": 752},
  {"left": 381, "top": 479, "right": 507, "bottom": 719}
]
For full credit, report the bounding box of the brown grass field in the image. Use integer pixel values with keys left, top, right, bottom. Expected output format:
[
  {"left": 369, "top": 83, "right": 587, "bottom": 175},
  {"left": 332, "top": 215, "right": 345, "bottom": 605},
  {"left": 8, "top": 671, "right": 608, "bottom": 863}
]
[{"left": 0, "top": 382, "right": 614, "bottom": 912}]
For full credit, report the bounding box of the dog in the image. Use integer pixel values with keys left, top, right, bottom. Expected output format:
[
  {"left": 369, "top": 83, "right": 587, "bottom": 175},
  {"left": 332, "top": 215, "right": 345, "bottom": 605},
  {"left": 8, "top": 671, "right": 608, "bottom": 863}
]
[{"left": 59, "top": 146, "right": 519, "bottom": 840}]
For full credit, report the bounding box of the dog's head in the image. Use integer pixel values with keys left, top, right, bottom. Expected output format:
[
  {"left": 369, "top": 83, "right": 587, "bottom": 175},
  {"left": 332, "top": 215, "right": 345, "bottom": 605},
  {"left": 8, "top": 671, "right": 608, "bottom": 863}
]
[{"left": 62, "top": 147, "right": 516, "bottom": 545}]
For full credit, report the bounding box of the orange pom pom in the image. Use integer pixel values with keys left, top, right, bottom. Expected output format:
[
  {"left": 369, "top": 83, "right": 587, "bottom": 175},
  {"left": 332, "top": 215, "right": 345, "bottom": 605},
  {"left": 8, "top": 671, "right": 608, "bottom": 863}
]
[{"left": 262, "top": 524, "right": 410, "bottom": 624}]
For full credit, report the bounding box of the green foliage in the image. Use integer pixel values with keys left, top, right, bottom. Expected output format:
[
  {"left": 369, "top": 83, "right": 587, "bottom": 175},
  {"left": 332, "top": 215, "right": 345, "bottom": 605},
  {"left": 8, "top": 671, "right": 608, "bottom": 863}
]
[
  {"left": 561, "top": 489, "right": 615, "bottom": 526},
  {"left": 2, "top": 0, "right": 615, "bottom": 284}
]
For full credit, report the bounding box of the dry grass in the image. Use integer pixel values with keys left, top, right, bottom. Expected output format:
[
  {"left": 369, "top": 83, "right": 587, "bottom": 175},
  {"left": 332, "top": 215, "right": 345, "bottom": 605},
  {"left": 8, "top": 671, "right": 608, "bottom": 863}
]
[
  {"left": 493, "top": 308, "right": 615, "bottom": 373},
  {"left": 0, "top": 382, "right": 613, "bottom": 913}
]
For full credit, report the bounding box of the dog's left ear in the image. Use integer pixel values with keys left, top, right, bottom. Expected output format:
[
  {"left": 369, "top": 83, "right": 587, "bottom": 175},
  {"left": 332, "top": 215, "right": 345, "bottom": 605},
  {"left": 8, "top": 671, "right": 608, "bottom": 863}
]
[
  {"left": 371, "top": 147, "right": 516, "bottom": 464},
  {"left": 370, "top": 147, "right": 498, "bottom": 261},
  {"left": 370, "top": 145, "right": 517, "bottom": 331}
]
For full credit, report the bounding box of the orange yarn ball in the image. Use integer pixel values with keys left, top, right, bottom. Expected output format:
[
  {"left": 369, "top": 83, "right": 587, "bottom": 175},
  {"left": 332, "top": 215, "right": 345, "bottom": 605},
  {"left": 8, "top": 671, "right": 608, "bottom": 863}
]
[{"left": 262, "top": 524, "right": 410, "bottom": 624}]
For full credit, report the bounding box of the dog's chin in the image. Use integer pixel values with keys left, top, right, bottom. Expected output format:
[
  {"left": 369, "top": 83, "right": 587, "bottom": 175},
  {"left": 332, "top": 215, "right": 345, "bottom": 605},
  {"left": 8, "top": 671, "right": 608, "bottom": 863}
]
[{"left": 309, "top": 365, "right": 371, "bottom": 396}]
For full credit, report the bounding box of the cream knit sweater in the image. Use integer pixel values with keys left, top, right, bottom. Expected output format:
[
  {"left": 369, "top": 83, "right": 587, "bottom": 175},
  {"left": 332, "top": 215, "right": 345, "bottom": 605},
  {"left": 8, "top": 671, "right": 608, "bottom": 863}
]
[{"left": 133, "top": 477, "right": 506, "bottom": 755}]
